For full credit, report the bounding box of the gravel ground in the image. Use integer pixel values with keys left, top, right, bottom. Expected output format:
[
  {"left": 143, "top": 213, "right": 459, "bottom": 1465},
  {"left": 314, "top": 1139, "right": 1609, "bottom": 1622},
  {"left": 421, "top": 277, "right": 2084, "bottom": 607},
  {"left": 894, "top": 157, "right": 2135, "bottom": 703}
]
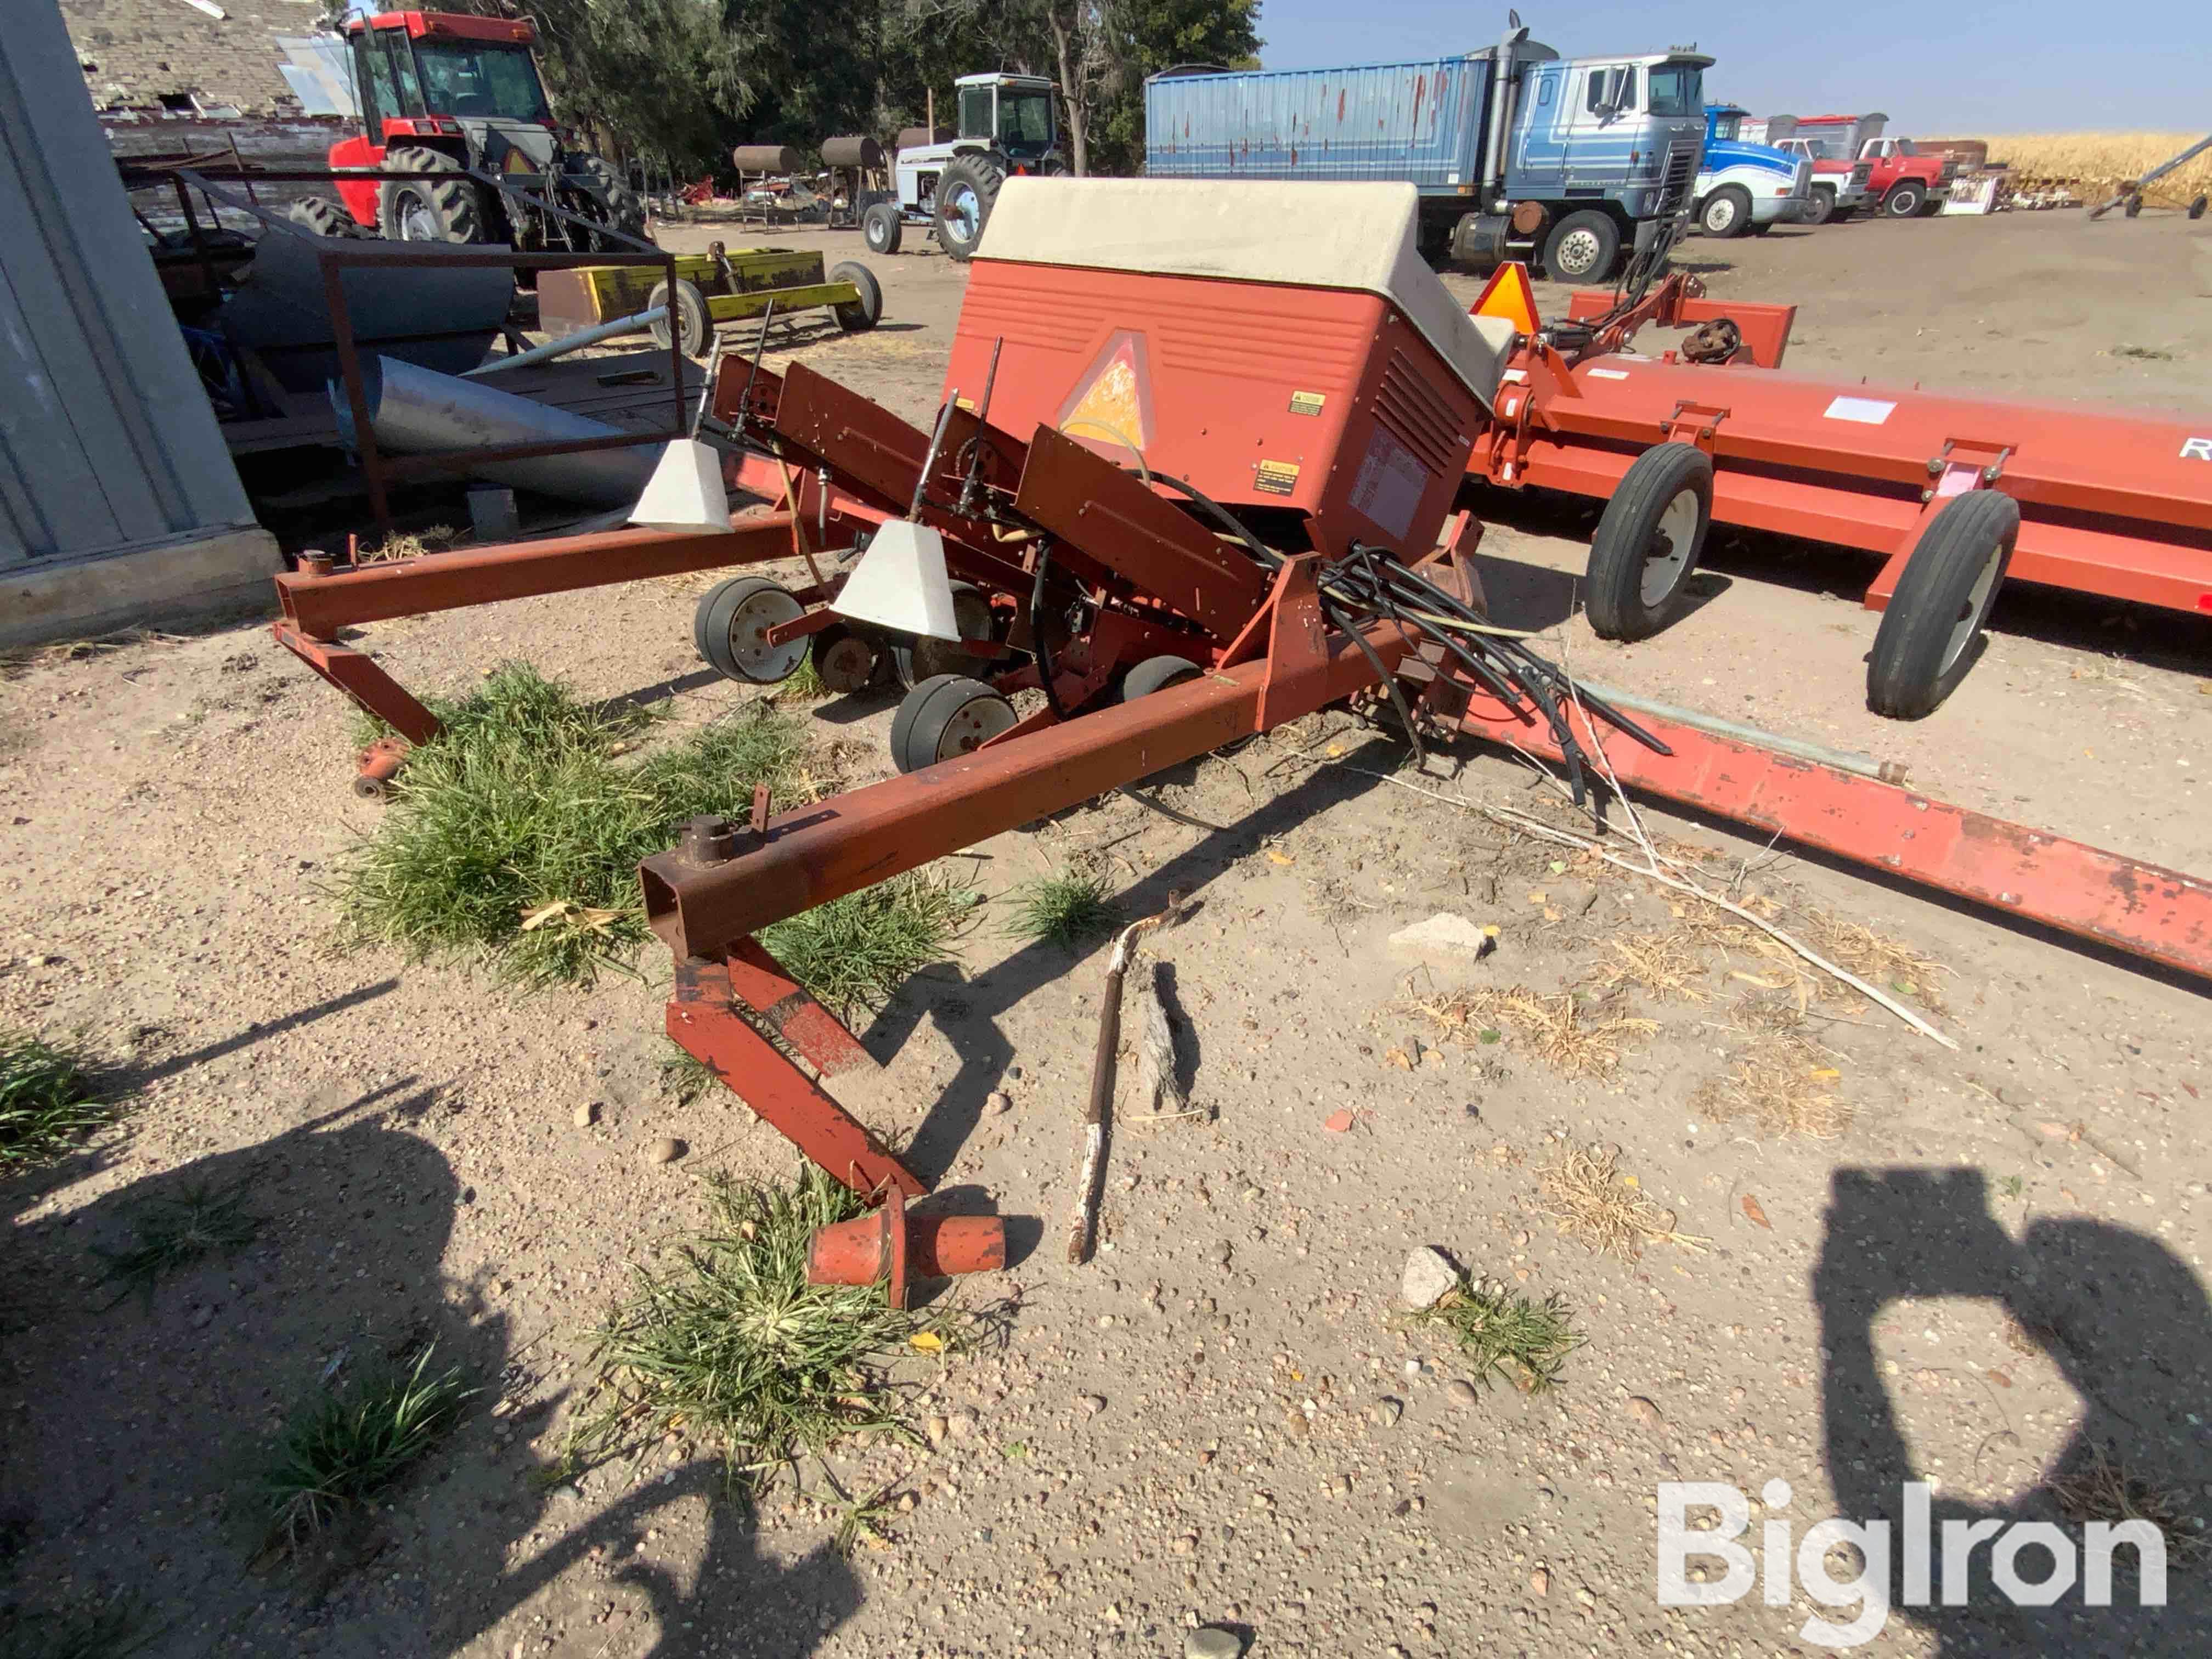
[{"left": 2, "top": 206, "right": 2210, "bottom": 1659}]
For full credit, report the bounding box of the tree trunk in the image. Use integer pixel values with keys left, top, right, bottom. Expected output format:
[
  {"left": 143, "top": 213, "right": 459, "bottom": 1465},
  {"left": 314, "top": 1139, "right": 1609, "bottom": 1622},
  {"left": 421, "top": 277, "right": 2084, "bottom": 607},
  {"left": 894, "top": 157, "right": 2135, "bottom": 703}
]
[{"left": 1047, "top": 5, "right": 1089, "bottom": 176}]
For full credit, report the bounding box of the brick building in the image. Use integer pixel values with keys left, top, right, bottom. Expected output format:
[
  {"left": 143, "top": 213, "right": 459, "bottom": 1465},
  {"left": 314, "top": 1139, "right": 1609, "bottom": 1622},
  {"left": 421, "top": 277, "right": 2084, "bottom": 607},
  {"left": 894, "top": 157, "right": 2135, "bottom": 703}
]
[{"left": 59, "top": 0, "right": 323, "bottom": 115}]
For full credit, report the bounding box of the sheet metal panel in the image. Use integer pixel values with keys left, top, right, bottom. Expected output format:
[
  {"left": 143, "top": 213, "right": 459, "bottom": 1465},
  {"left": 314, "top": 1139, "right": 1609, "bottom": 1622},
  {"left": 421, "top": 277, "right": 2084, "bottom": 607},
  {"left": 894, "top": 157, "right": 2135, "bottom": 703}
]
[
  {"left": 0, "top": 1, "right": 254, "bottom": 570},
  {"left": 1145, "top": 57, "right": 1492, "bottom": 188}
]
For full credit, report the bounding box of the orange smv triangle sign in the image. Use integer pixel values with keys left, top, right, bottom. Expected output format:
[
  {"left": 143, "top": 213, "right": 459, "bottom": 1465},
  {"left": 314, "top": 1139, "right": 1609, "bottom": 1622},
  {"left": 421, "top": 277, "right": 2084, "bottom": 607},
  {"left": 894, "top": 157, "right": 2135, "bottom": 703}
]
[{"left": 1470, "top": 262, "right": 1541, "bottom": 335}]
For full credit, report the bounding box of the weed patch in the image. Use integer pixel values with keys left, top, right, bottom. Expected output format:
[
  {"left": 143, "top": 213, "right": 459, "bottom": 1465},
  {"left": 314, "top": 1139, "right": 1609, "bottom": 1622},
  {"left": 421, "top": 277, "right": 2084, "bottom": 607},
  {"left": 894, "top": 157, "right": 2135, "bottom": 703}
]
[
  {"left": 260, "top": 1347, "right": 473, "bottom": 1553},
  {"left": 562, "top": 1169, "right": 953, "bottom": 1498},
  {"left": 95, "top": 1180, "right": 260, "bottom": 1302},
  {"left": 0, "top": 1034, "right": 108, "bottom": 1171},
  {"left": 1408, "top": 1276, "right": 1582, "bottom": 1394},
  {"left": 1006, "top": 870, "right": 1120, "bottom": 948},
  {"left": 1415, "top": 988, "right": 1657, "bottom": 1079},
  {"left": 337, "top": 665, "right": 810, "bottom": 988},
  {"left": 1536, "top": 1144, "right": 1706, "bottom": 1261},
  {"left": 760, "top": 871, "right": 977, "bottom": 1017},
  {"left": 1696, "top": 1037, "right": 1852, "bottom": 1140}
]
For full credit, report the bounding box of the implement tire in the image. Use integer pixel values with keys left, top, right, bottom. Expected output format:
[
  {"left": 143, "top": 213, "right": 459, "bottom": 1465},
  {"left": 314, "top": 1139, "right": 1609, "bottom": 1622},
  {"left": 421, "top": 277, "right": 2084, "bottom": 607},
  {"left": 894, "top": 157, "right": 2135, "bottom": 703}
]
[
  {"left": 1865, "top": 490, "right": 2018, "bottom": 720},
  {"left": 1583, "top": 443, "right": 1713, "bottom": 642}
]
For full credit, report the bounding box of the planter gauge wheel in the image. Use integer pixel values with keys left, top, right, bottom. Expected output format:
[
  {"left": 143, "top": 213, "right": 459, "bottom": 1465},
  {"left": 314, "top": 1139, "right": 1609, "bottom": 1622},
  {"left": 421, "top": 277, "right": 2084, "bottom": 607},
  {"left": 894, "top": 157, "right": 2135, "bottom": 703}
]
[
  {"left": 890, "top": 673, "right": 1018, "bottom": 773},
  {"left": 695, "top": 575, "right": 809, "bottom": 684}
]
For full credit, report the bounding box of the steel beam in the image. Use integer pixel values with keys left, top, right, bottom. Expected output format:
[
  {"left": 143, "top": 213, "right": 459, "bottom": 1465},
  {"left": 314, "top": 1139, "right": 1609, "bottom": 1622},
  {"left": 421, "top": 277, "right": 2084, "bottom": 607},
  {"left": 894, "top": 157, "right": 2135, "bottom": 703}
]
[{"left": 1454, "top": 698, "right": 2212, "bottom": 983}]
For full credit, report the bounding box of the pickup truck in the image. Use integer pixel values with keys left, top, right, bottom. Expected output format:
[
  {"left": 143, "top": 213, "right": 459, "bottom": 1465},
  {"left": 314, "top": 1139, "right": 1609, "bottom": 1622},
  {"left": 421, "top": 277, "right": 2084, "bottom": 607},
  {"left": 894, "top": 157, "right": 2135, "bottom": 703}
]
[{"left": 1781, "top": 114, "right": 1956, "bottom": 218}]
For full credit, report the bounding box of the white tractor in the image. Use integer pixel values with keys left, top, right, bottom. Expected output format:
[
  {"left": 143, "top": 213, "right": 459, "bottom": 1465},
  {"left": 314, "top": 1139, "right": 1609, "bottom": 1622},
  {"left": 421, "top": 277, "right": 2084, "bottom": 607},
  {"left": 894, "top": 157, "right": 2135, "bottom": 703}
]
[{"left": 862, "top": 72, "right": 1064, "bottom": 261}]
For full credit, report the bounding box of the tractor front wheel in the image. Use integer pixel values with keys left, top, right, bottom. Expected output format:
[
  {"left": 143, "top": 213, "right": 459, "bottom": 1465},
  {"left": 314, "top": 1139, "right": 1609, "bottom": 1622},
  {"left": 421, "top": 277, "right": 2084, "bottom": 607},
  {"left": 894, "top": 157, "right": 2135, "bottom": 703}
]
[
  {"left": 864, "top": 201, "right": 904, "bottom": 254},
  {"left": 933, "top": 153, "right": 1006, "bottom": 262},
  {"left": 378, "top": 146, "right": 483, "bottom": 244},
  {"left": 287, "top": 196, "right": 358, "bottom": 237},
  {"left": 560, "top": 151, "right": 646, "bottom": 244}
]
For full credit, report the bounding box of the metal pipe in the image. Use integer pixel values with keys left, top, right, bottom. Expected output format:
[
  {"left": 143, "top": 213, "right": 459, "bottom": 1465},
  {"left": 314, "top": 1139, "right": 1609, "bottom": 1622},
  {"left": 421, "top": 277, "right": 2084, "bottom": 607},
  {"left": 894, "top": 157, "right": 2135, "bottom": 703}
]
[
  {"left": 464, "top": 306, "right": 669, "bottom": 376},
  {"left": 330, "top": 355, "right": 658, "bottom": 507},
  {"left": 1569, "top": 679, "right": 1906, "bottom": 783},
  {"left": 1481, "top": 19, "right": 1529, "bottom": 201}
]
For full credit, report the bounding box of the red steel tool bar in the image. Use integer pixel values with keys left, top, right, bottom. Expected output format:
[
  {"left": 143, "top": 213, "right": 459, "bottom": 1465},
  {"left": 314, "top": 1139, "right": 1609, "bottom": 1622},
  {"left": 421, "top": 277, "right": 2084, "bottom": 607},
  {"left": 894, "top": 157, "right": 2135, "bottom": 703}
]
[{"left": 1450, "top": 697, "right": 2212, "bottom": 981}]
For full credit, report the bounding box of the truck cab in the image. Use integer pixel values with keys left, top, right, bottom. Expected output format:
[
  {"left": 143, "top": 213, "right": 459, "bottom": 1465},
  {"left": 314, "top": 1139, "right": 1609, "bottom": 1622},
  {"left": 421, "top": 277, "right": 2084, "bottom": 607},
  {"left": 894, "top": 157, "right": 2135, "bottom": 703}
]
[
  {"left": 1792, "top": 115, "right": 1956, "bottom": 217},
  {"left": 1494, "top": 48, "right": 1712, "bottom": 279},
  {"left": 1690, "top": 101, "right": 1811, "bottom": 236}
]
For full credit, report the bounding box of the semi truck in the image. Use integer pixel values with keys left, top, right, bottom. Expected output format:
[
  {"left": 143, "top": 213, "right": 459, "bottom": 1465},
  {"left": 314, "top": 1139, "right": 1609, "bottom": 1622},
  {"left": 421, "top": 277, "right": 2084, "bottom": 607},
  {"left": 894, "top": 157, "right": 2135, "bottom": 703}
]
[
  {"left": 1690, "top": 102, "right": 1812, "bottom": 236},
  {"left": 1143, "top": 16, "right": 1712, "bottom": 283}
]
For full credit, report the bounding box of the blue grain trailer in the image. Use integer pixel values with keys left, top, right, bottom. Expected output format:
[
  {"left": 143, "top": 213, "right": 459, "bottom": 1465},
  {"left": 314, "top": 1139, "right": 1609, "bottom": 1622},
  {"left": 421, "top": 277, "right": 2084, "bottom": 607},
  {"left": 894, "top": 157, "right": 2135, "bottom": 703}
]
[{"left": 1144, "top": 18, "right": 1711, "bottom": 283}]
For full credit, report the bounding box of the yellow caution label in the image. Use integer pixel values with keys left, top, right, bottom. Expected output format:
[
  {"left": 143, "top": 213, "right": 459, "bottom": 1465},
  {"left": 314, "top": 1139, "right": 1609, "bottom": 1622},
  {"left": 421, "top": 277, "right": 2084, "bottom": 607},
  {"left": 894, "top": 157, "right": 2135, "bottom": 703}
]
[
  {"left": 1288, "top": 390, "right": 1327, "bottom": 416},
  {"left": 1254, "top": 460, "right": 1301, "bottom": 496},
  {"left": 954, "top": 396, "right": 977, "bottom": 412}
]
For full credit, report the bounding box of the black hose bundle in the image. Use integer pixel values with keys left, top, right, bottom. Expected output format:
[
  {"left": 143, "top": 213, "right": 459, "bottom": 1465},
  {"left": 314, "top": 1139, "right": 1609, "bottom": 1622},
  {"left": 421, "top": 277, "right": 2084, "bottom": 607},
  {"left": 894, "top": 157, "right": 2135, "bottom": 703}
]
[{"left": 1131, "top": 469, "right": 1669, "bottom": 806}]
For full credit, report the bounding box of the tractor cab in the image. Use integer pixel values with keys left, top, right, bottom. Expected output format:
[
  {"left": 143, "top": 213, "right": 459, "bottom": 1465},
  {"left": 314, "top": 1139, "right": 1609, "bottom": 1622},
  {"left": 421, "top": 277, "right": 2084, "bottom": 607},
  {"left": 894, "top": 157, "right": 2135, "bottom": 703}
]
[
  {"left": 308, "top": 9, "right": 640, "bottom": 249},
  {"left": 953, "top": 73, "right": 1060, "bottom": 171}
]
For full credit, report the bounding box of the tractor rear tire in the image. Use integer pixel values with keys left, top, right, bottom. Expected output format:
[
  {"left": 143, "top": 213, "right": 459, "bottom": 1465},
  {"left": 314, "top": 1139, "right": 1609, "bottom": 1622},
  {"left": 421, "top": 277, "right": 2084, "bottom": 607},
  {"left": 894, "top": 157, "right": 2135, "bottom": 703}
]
[
  {"left": 287, "top": 196, "right": 357, "bottom": 238},
  {"left": 934, "top": 153, "right": 1006, "bottom": 262},
  {"left": 1541, "top": 210, "right": 1622, "bottom": 282},
  {"left": 828, "top": 261, "right": 883, "bottom": 332},
  {"left": 648, "top": 278, "right": 712, "bottom": 358},
  {"left": 1882, "top": 181, "right": 1927, "bottom": 218},
  {"left": 890, "top": 674, "right": 1017, "bottom": 773},
  {"left": 561, "top": 151, "right": 646, "bottom": 244},
  {"left": 1583, "top": 443, "right": 1713, "bottom": 642},
  {"left": 864, "top": 201, "right": 904, "bottom": 254},
  {"left": 1699, "top": 186, "right": 1753, "bottom": 238},
  {"left": 378, "top": 146, "right": 483, "bottom": 244},
  {"left": 1865, "top": 490, "right": 2017, "bottom": 720}
]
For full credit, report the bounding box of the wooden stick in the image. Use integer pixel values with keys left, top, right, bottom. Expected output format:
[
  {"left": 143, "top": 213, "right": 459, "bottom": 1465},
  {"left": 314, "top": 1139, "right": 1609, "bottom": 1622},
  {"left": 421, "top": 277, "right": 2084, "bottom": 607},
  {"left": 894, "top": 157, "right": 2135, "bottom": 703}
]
[
  {"left": 1133, "top": 959, "right": 1184, "bottom": 1116},
  {"left": 1065, "top": 891, "right": 1185, "bottom": 1265}
]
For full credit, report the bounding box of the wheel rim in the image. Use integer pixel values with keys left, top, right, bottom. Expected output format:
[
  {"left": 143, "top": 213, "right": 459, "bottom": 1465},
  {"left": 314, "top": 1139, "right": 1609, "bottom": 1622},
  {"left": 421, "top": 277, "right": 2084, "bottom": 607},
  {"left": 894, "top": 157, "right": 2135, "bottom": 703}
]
[
  {"left": 934, "top": 694, "right": 1015, "bottom": 761},
  {"left": 723, "top": 587, "right": 808, "bottom": 681},
  {"left": 1640, "top": 488, "right": 1700, "bottom": 606},
  {"left": 1557, "top": 228, "right": 1601, "bottom": 274},
  {"left": 1940, "top": 537, "right": 2006, "bottom": 674},
  {"left": 1707, "top": 198, "right": 1736, "bottom": 232},
  {"left": 945, "top": 184, "right": 981, "bottom": 244},
  {"left": 397, "top": 190, "right": 438, "bottom": 241},
  {"left": 817, "top": 634, "right": 876, "bottom": 693}
]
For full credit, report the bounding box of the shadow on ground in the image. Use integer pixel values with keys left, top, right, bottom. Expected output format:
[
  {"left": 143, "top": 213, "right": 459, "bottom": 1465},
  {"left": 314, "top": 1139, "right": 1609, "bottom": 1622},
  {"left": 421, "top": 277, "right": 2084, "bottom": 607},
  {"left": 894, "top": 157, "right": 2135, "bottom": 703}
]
[
  {"left": 0, "top": 1079, "right": 859, "bottom": 1656},
  {"left": 1815, "top": 1167, "right": 2212, "bottom": 1655}
]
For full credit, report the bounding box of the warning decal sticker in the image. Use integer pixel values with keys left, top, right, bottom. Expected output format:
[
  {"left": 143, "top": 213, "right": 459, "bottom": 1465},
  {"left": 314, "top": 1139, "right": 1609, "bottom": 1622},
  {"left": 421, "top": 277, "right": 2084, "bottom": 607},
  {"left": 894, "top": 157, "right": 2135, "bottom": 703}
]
[
  {"left": 1347, "top": 425, "right": 1432, "bottom": 540},
  {"left": 1254, "top": 460, "right": 1301, "bottom": 497},
  {"left": 1289, "top": 390, "right": 1327, "bottom": 416}
]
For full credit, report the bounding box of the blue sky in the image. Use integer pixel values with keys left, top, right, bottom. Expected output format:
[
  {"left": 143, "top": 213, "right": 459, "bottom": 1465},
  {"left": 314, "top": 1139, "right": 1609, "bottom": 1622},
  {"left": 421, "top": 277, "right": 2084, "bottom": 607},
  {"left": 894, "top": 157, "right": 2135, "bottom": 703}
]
[{"left": 1248, "top": 1, "right": 2211, "bottom": 133}]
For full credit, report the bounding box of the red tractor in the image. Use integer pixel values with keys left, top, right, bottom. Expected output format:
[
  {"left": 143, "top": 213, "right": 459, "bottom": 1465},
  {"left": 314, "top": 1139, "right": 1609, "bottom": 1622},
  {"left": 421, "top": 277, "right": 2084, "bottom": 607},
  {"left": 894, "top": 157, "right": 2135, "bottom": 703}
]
[{"left": 289, "top": 10, "right": 644, "bottom": 249}]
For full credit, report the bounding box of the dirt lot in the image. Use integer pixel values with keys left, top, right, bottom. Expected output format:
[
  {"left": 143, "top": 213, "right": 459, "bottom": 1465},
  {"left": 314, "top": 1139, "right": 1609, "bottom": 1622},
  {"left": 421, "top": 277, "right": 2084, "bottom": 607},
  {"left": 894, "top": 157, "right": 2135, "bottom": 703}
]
[{"left": 3, "top": 204, "right": 2210, "bottom": 1659}]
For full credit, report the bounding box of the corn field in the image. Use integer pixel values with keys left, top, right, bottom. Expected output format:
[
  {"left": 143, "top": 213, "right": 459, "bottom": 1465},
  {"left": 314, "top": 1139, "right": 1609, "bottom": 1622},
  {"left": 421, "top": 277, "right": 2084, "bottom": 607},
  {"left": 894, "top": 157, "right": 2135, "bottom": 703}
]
[{"left": 1967, "top": 132, "right": 2212, "bottom": 195}]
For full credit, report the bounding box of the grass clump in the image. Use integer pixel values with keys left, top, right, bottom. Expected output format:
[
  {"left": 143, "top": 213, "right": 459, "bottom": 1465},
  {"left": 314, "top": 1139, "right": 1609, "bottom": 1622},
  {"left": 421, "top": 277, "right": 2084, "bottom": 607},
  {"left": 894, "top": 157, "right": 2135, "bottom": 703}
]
[
  {"left": 1536, "top": 1144, "right": 1706, "bottom": 1261},
  {"left": 760, "top": 871, "right": 976, "bottom": 1017},
  {"left": 260, "top": 1346, "right": 473, "bottom": 1552},
  {"left": 562, "top": 1169, "right": 953, "bottom": 1499},
  {"left": 1695, "top": 1037, "right": 1852, "bottom": 1141},
  {"left": 94, "top": 1180, "right": 260, "bottom": 1303},
  {"left": 769, "top": 656, "right": 830, "bottom": 702},
  {"left": 1006, "top": 869, "right": 1120, "bottom": 948},
  {"left": 2051, "top": 1445, "right": 2210, "bottom": 1566},
  {"left": 1410, "top": 1276, "right": 1583, "bottom": 1395},
  {"left": 0, "top": 1034, "right": 108, "bottom": 1170},
  {"left": 337, "top": 664, "right": 810, "bottom": 988},
  {"left": 1415, "top": 988, "right": 1657, "bottom": 1079}
]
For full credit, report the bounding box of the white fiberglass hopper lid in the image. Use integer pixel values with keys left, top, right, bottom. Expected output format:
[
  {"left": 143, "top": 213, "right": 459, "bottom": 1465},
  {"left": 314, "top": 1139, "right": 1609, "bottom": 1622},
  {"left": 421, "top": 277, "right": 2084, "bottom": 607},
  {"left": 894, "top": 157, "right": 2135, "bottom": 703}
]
[{"left": 979, "top": 177, "right": 1514, "bottom": 407}]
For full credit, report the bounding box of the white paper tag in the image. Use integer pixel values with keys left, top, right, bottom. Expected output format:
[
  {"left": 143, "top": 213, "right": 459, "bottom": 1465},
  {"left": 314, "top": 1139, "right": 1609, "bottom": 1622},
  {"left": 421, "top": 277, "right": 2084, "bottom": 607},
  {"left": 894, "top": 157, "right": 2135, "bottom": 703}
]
[
  {"left": 1823, "top": 396, "right": 1896, "bottom": 425},
  {"left": 1585, "top": 368, "right": 1630, "bottom": 381}
]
